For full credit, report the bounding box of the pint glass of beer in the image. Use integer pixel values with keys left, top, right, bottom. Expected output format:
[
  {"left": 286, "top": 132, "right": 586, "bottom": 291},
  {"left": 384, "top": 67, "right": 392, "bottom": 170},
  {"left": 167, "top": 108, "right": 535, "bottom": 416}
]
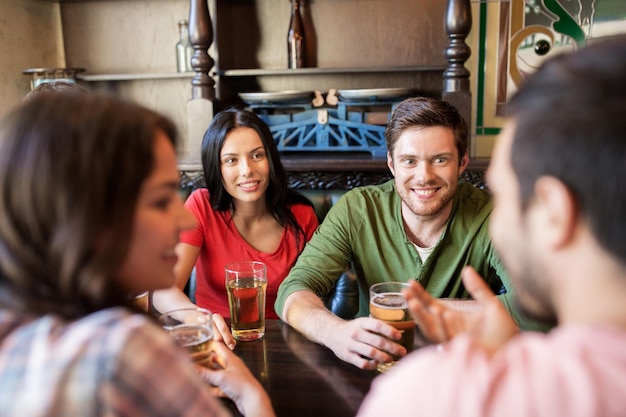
[
  {"left": 225, "top": 261, "right": 267, "bottom": 341},
  {"left": 159, "top": 307, "right": 214, "bottom": 367},
  {"left": 369, "top": 282, "right": 415, "bottom": 372}
]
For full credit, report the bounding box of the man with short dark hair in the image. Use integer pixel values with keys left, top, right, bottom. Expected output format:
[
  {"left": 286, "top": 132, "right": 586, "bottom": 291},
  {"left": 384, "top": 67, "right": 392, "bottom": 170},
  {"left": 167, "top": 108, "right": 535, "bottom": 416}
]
[
  {"left": 357, "top": 36, "right": 626, "bottom": 416},
  {"left": 276, "top": 96, "right": 547, "bottom": 371}
]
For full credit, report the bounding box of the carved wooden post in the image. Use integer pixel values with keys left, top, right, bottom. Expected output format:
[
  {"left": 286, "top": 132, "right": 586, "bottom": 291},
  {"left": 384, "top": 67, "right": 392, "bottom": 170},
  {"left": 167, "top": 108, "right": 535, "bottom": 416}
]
[
  {"left": 442, "top": 0, "right": 472, "bottom": 151},
  {"left": 183, "top": 0, "right": 215, "bottom": 166},
  {"left": 189, "top": 0, "right": 215, "bottom": 100}
]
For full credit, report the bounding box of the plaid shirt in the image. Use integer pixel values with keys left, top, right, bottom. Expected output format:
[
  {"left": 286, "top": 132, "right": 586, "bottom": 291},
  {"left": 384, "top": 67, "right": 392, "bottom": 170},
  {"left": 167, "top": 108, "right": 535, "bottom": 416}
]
[{"left": 0, "top": 308, "right": 230, "bottom": 417}]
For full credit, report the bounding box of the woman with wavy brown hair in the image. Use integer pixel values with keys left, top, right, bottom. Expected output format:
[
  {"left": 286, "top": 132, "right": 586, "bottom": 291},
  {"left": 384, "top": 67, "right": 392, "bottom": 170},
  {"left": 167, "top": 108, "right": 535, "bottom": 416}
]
[{"left": 0, "top": 92, "right": 273, "bottom": 417}]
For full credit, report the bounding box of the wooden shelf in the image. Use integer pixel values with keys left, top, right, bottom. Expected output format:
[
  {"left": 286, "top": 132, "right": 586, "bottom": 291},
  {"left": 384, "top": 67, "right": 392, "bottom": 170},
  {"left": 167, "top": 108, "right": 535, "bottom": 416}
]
[
  {"left": 78, "top": 72, "right": 194, "bottom": 82},
  {"left": 77, "top": 67, "right": 445, "bottom": 83},
  {"left": 280, "top": 153, "right": 387, "bottom": 172},
  {"left": 39, "top": 0, "right": 144, "bottom": 2},
  {"left": 217, "top": 66, "right": 447, "bottom": 77}
]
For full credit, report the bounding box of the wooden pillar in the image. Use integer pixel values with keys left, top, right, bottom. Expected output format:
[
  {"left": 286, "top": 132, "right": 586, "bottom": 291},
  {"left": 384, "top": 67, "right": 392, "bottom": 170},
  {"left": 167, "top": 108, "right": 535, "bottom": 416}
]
[
  {"left": 183, "top": 0, "right": 215, "bottom": 166},
  {"left": 189, "top": 0, "right": 215, "bottom": 100},
  {"left": 442, "top": 0, "right": 472, "bottom": 152}
]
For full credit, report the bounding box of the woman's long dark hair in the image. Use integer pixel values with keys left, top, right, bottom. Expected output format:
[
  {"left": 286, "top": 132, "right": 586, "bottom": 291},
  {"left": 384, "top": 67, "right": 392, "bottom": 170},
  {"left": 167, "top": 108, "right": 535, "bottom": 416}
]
[
  {"left": 201, "top": 108, "right": 312, "bottom": 250},
  {"left": 0, "top": 92, "right": 178, "bottom": 318}
]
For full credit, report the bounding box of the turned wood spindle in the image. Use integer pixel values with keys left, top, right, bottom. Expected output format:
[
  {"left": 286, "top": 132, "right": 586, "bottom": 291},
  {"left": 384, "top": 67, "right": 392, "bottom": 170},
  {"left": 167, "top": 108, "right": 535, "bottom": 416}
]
[
  {"left": 442, "top": 0, "right": 472, "bottom": 141},
  {"left": 444, "top": 0, "right": 472, "bottom": 93},
  {"left": 188, "top": 0, "right": 215, "bottom": 101}
]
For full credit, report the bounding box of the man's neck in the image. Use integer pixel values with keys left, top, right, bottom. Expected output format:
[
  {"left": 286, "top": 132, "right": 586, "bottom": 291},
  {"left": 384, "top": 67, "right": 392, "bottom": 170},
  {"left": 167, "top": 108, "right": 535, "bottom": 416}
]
[
  {"left": 401, "top": 202, "right": 453, "bottom": 248},
  {"left": 553, "top": 239, "right": 626, "bottom": 331}
]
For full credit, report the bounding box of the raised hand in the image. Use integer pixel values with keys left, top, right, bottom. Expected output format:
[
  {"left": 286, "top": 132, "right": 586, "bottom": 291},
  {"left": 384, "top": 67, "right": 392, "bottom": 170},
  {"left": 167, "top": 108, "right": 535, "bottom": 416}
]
[{"left": 405, "top": 266, "right": 519, "bottom": 355}]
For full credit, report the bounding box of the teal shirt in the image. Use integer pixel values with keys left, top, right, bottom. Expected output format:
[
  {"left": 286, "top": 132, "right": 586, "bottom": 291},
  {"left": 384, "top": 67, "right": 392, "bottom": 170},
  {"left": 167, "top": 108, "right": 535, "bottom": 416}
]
[{"left": 276, "top": 180, "right": 547, "bottom": 331}]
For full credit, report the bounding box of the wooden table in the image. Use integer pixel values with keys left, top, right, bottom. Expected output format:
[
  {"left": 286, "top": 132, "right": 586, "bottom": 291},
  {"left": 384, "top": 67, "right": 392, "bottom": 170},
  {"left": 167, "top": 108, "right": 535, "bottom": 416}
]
[{"left": 221, "top": 320, "right": 378, "bottom": 417}]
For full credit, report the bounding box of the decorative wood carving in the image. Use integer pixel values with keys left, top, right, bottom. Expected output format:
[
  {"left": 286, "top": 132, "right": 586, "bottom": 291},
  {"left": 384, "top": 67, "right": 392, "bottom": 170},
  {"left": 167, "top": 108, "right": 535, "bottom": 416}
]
[
  {"left": 443, "top": 0, "right": 472, "bottom": 138},
  {"left": 287, "top": 171, "right": 393, "bottom": 190},
  {"left": 189, "top": 0, "right": 215, "bottom": 100},
  {"left": 180, "top": 169, "right": 486, "bottom": 192},
  {"left": 443, "top": 0, "right": 472, "bottom": 91}
]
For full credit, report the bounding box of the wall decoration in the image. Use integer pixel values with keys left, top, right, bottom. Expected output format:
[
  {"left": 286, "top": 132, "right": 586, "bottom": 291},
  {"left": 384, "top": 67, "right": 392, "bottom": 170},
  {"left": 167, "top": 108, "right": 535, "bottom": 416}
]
[{"left": 495, "top": 0, "right": 626, "bottom": 115}]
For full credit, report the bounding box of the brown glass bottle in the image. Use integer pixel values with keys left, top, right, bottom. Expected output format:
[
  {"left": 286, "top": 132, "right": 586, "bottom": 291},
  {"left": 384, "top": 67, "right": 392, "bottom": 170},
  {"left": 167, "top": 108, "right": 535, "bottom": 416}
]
[{"left": 287, "top": 0, "right": 305, "bottom": 68}]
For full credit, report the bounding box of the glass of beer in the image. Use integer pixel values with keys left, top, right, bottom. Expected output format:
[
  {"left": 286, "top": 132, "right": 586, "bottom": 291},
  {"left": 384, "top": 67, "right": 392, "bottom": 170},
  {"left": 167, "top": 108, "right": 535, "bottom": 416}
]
[
  {"left": 369, "top": 282, "right": 415, "bottom": 373},
  {"left": 225, "top": 261, "right": 267, "bottom": 341},
  {"left": 159, "top": 307, "right": 214, "bottom": 367},
  {"left": 130, "top": 291, "right": 150, "bottom": 312}
]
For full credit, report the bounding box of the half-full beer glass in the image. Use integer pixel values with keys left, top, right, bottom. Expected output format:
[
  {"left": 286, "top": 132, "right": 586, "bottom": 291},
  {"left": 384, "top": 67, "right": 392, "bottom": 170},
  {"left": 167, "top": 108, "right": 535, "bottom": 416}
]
[
  {"left": 369, "top": 282, "right": 415, "bottom": 372},
  {"left": 225, "top": 261, "right": 267, "bottom": 341},
  {"left": 159, "top": 307, "right": 214, "bottom": 367}
]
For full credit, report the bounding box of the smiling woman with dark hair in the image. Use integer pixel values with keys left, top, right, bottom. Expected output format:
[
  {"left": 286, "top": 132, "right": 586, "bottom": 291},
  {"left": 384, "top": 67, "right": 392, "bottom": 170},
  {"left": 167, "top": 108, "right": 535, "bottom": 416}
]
[{"left": 152, "top": 108, "right": 318, "bottom": 346}]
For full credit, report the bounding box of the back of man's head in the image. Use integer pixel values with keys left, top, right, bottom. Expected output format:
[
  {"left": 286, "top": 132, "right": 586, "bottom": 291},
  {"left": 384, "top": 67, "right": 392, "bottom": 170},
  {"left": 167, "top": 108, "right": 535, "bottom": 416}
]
[{"left": 507, "top": 35, "right": 626, "bottom": 268}]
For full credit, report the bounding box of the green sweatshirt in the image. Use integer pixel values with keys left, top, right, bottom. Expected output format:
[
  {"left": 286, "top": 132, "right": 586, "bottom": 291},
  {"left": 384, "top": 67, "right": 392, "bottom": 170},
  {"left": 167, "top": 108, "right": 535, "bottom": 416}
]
[{"left": 276, "top": 180, "right": 550, "bottom": 331}]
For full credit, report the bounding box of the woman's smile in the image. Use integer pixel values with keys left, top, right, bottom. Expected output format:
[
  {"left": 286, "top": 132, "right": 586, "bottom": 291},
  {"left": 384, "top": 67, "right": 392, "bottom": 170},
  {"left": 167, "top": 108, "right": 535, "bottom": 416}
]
[{"left": 238, "top": 180, "right": 261, "bottom": 192}]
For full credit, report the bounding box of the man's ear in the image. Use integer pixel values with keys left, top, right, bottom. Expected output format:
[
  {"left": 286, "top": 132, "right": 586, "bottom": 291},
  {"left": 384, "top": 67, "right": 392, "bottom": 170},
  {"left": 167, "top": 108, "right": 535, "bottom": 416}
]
[
  {"left": 458, "top": 151, "right": 469, "bottom": 175},
  {"left": 532, "top": 176, "right": 578, "bottom": 249},
  {"left": 387, "top": 151, "right": 395, "bottom": 176}
]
